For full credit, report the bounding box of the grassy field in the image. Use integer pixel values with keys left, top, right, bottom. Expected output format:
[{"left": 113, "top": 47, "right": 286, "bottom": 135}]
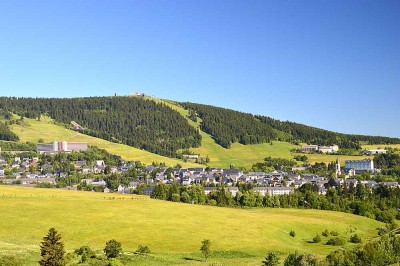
[
  {"left": 0, "top": 186, "right": 383, "bottom": 265},
  {"left": 8, "top": 116, "right": 200, "bottom": 168},
  {"left": 362, "top": 144, "right": 400, "bottom": 150}
]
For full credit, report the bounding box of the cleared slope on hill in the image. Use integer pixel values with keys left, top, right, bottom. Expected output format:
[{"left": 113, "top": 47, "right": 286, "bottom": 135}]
[
  {"left": 8, "top": 116, "right": 200, "bottom": 167},
  {"left": 160, "top": 100, "right": 371, "bottom": 168},
  {"left": 0, "top": 186, "right": 383, "bottom": 265}
]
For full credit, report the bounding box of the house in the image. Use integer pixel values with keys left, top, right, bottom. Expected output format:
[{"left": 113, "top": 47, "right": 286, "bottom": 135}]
[
  {"left": 181, "top": 176, "right": 192, "bottom": 186},
  {"left": 117, "top": 185, "right": 125, "bottom": 193},
  {"left": 95, "top": 160, "right": 105, "bottom": 167},
  {"left": 253, "top": 187, "right": 294, "bottom": 196},
  {"left": 82, "top": 166, "right": 92, "bottom": 174},
  {"left": 74, "top": 161, "right": 86, "bottom": 169},
  {"left": 0, "top": 168, "right": 4, "bottom": 177},
  {"left": 362, "top": 149, "right": 387, "bottom": 155},
  {"left": 226, "top": 187, "right": 239, "bottom": 197},
  {"left": 92, "top": 180, "right": 106, "bottom": 186},
  {"left": 128, "top": 181, "right": 139, "bottom": 189},
  {"left": 144, "top": 187, "right": 154, "bottom": 196},
  {"left": 360, "top": 180, "right": 378, "bottom": 188},
  {"left": 266, "top": 187, "right": 294, "bottom": 196},
  {"left": 380, "top": 182, "right": 399, "bottom": 188},
  {"left": 103, "top": 187, "right": 110, "bottom": 193}
]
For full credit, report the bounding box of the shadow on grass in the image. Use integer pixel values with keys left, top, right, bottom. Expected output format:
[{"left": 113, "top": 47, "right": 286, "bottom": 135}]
[{"left": 183, "top": 257, "right": 203, "bottom": 262}]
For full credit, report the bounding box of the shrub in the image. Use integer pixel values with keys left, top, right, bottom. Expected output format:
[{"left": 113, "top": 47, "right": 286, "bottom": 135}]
[
  {"left": 330, "top": 230, "right": 339, "bottom": 236},
  {"left": 262, "top": 251, "right": 280, "bottom": 266},
  {"left": 312, "top": 234, "right": 321, "bottom": 243},
  {"left": 349, "top": 234, "right": 362, "bottom": 243},
  {"left": 289, "top": 230, "right": 296, "bottom": 237},
  {"left": 135, "top": 245, "right": 150, "bottom": 255},
  {"left": 326, "top": 238, "right": 345, "bottom": 246},
  {"left": 322, "top": 229, "right": 329, "bottom": 237},
  {"left": 104, "top": 239, "right": 122, "bottom": 259}
]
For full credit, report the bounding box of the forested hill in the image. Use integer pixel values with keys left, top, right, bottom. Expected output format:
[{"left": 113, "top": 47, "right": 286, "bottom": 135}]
[
  {"left": 0, "top": 97, "right": 201, "bottom": 157},
  {"left": 181, "top": 102, "right": 400, "bottom": 149}
]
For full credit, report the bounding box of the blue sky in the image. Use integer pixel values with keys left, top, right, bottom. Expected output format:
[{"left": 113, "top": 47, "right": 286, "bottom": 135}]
[{"left": 0, "top": 0, "right": 399, "bottom": 137}]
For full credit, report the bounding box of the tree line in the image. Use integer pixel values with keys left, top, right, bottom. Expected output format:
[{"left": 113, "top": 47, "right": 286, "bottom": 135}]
[
  {"left": 150, "top": 181, "right": 400, "bottom": 224},
  {"left": 0, "top": 96, "right": 201, "bottom": 157},
  {"left": 181, "top": 102, "right": 400, "bottom": 149}
]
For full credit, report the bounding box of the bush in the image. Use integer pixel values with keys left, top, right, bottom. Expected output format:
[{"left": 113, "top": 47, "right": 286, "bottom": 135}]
[
  {"left": 289, "top": 230, "right": 296, "bottom": 237},
  {"left": 330, "top": 230, "right": 339, "bottom": 236},
  {"left": 171, "top": 193, "right": 180, "bottom": 202},
  {"left": 104, "top": 239, "right": 122, "bottom": 258},
  {"left": 135, "top": 245, "right": 150, "bottom": 255},
  {"left": 312, "top": 234, "right": 321, "bottom": 243},
  {"left": 262, "top": 251, "right": 280, "bottom": 266},
  {"left": 322, "top": 229, "right": 329, "bottom": 237},
  {"left": 326, "top": 238, "right": 345, "bottom": 246},
  {"left": 74, "top": 246, "right": 96, "bottom": 263},
  {"left": 349, "top": 234, "right": 362, "bottom": 243}
]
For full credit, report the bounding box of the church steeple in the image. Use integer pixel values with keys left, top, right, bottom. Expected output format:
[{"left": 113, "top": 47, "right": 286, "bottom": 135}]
[{"left": 335, "top": 157, "right": 341, "bottom": 178}]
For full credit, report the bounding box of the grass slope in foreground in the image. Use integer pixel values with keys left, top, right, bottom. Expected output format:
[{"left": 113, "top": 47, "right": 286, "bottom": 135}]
[
  {"left": 8, "top": 116, "right": 200, "bottom": 168},
  {"left": 0, "top": 186, "right": 383, "bottom": 265}
]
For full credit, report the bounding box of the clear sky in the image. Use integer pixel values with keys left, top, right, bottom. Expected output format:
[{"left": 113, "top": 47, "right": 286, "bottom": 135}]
[{"left": 0, "top": 0, "right": 399, "bottom": 137}]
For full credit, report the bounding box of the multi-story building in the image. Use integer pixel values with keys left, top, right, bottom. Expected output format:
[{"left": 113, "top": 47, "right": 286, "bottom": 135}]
[
  {"left": 345, "top": 159, "right": 374, "bottom": 172},
  {"left": 37, "top": 141, "right": 88, "bottom": 154}
]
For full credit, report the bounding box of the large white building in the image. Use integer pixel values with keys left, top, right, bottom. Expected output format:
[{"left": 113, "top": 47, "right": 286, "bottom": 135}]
[
  {"left": 301, "top": 144, "right": 339, "bottom": 153},
  {"left": 345, "top": 159, "right": 374, "bottom": 171},
  {"left": 362, "top": 149, "right": 387, "bottom": 155},
  {"left": 37, "top": 141, "right": 88, "bottom": 154}
]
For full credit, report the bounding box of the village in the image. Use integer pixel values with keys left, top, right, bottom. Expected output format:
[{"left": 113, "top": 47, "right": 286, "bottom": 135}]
[{"left": 0, "top": 141, "right": 398, "bottom": 198}]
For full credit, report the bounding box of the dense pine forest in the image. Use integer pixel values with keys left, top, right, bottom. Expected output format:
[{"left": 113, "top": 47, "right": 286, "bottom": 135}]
[
  {"left": 180, "top": 102, "right": 278, "bottom": 148},
  {"left": 0, "top": 97, "right": 201, "bottom": 157},
  {"left": 181, "top": 102, "right": 400, "bottom": 149}
]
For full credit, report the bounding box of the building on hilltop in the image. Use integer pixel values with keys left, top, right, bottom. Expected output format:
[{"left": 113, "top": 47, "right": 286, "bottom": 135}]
[{"left": 37, "top": 141, "right": 88, "bottom": 154}]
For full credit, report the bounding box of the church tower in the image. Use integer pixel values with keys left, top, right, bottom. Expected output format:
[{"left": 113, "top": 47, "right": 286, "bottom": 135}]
[{"left": 335, "top": 157, "right": 341, "bottom": 178}]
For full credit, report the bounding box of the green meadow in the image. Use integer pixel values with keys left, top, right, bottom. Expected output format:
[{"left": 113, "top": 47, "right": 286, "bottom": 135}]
[{"left": 0, "top": 186, "right": 383, "bottom": 265}]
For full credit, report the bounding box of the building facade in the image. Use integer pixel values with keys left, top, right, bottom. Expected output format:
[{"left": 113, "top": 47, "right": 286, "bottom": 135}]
[
  {"left": 37, "top": 141, "right": 88, "bottom": 154},
  {"left": 345, "top": 159, "right": 374, "bottom": 171}
]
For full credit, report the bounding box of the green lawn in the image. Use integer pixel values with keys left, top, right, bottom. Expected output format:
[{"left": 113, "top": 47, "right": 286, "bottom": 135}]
[
  {"left": 8, "top": 116, "right": 200, "bottom": 168},
  {"left": 0, "top": 186, "right": 383, "bottom": 265}
]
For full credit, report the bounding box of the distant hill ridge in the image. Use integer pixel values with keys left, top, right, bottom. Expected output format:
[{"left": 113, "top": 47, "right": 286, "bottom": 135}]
[{"left": 0, "top": 96, "right": 399, "bottom": 157}]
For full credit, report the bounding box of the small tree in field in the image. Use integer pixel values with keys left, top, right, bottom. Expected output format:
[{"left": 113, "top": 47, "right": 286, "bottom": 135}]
[
  {"left": 200, "top": 239, "right": 211, "bottom": 261},
  {"left": 262, "top": 251, "right": 280, "bottom": 266},
  {"left": 39, "top": 228, "right": 66, "bottom": 266},
  {"left": 104, "top": 239, "right": 122, "bottom": 258}
]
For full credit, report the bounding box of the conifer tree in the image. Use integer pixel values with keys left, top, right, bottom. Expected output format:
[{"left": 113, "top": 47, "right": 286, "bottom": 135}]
[{"left": 39, "top": 228, "right": 66, "bottom": 266}]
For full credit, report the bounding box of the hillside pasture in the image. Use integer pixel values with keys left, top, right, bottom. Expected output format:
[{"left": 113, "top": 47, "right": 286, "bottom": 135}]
[
  {"left": 0, "top": 186, "right": 383, "bottom": 265},
  {"left": 8, "top": 116, "right": 200, "bottom": 168}
]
